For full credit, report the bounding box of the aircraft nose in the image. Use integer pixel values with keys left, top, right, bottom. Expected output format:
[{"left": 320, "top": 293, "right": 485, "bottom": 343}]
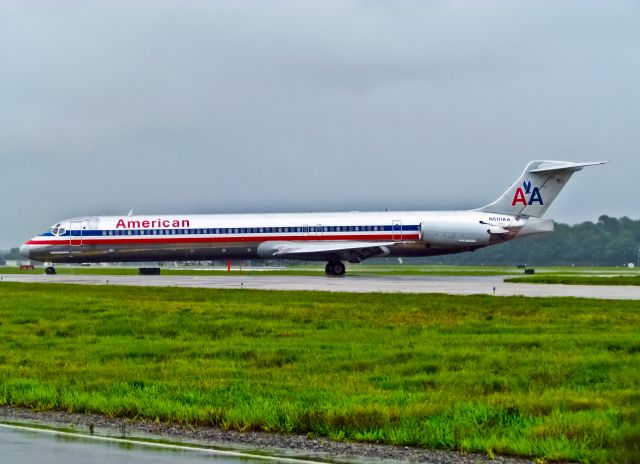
[{"left": 19, "top": 243, "right": 30, "bottom": 259}]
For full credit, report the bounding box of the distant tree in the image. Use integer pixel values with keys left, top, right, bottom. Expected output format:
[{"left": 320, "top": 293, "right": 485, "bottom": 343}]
[
  {"left": 2, "top": 248, "right": 22, "bottom": 260},
  {"left": 429, "top": 216, "right": 640, "bottom": 266}
]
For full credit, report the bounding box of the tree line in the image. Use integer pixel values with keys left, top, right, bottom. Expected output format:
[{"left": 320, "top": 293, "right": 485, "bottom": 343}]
[{"left": 436, "top": 215, "right": 640, "bottom": 267}]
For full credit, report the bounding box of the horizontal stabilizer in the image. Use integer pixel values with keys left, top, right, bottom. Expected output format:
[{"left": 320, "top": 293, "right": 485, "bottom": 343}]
[{"left": 529, "top": 161, "right": 607, "bottom": 173}]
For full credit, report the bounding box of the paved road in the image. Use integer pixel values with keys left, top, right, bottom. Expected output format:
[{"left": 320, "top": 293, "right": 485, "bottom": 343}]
[{"left": 2, "top": 273, "right": 639, "bottom": 299}]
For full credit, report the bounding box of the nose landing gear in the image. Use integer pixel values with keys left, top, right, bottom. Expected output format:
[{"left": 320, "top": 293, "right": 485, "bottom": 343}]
[
  {"left": 325, "top": 261, "right": 346, "bottom": 276},
  {"left": 45, "top": 266, "right": 56, "bottom": 275}
]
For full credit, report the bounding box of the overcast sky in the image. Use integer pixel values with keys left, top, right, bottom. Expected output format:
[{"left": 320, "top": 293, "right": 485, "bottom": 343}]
[{"left": 1, "top": 1, "right": 639, "bottom": 249}]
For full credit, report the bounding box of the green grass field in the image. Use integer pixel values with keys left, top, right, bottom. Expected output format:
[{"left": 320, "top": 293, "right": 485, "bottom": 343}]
[
  {"left": 505, "top": 275, "right": 640, "bottom": 286},
  {"left": 3, "top": 263, "right": 639, "bottom": 278},
  {"left": 0, "top": 283, "right": 639, "bottom": 463}
]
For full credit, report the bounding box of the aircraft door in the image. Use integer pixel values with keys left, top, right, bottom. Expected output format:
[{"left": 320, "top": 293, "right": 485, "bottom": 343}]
[
  {"left": 69, "top": 220, "right": 85, "bottom": 247},
  {"left": 392, "top": 220, "right": 403, "bottom": 241}
]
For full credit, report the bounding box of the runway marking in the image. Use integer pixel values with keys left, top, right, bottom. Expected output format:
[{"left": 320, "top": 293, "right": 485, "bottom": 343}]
[{"left": 0, "top": 422, "right": 325, "bottom": 463}]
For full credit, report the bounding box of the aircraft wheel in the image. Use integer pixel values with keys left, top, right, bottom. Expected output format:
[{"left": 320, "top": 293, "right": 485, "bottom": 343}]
[
  {"left": 45, "top": 266, "right": 56, "bottom": 275},
  {"left": 331, "top": 262, "right": 345, "bottom": 276}
]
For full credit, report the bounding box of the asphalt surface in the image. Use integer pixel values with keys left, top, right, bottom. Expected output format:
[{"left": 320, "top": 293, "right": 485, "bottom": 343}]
[{"left": 2, "top": 273, "right": 639, "bottom": 299}]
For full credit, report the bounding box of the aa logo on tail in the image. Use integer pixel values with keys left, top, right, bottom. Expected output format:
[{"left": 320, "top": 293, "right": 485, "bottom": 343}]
[{"left": 512, "top": 179, "right": 543, "bottom": 206}]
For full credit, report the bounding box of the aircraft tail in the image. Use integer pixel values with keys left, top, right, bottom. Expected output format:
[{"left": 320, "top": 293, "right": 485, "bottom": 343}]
[{"left": 477, "top": 160, "right": 606, "bottom": 218}]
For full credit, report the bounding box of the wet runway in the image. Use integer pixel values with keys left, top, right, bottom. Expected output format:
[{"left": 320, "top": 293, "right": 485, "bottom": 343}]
[
  {"left": 2, "top": 273, "right": 639, "bottom": 299},
  {"left": 0, "top": 423, "right": 313, "bottom": 464}
]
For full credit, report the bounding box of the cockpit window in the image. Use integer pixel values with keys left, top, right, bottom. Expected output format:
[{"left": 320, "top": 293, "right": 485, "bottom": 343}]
[{"left": 48, "top": 223, "right": 65, "bottom": 236}]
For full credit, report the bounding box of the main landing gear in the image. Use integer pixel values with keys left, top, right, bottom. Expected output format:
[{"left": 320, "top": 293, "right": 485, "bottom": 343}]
[
  {"left": 45, "top": 266, "right": 56, "bottom": 275},
  {"left": 325, "top": 261, "right": 346, "bottom": 276}
]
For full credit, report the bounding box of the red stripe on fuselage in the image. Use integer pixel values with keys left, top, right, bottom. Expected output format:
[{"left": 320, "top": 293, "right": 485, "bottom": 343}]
[{"left": 26, "top": 233, "right": 421, "bottom": 246}]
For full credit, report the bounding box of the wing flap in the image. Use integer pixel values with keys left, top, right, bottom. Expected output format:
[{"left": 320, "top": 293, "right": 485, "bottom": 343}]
[{"left": 257, "top": 241, "right": 395, "bottom": 263}]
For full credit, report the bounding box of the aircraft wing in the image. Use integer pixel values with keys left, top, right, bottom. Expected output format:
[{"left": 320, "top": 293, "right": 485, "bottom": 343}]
[{"left": 257, "top": 241, "right": 395, "bottom": 263}]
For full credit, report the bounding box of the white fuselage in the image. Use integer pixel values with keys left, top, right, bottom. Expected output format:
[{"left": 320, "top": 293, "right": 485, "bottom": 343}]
[{"left": 22, "top": 210, "right": 552, "bottom": 264}]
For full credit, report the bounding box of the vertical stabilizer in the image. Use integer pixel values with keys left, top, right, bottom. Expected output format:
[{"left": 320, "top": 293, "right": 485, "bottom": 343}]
[{"left": 477, "top": 160, "right": 606, "bottom": 218}]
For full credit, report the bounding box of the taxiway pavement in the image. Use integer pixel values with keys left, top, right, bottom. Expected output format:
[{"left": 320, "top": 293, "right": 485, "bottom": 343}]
[{"left": 2, "top": 273, "right": 639, "bottom": 299}]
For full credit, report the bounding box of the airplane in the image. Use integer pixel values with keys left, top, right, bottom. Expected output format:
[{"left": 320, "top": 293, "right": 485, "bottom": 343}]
[{"left": 20, "top": 160, "right": 605, "bottom": 276}]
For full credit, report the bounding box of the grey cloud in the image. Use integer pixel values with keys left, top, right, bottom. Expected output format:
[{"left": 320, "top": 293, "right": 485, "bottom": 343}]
[{"left": 1, "top": 1, "right": 639, "bottom": 248}]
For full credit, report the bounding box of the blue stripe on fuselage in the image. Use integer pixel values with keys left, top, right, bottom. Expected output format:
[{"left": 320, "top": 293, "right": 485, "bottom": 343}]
[{"left": 50, "top": 224, "right": 420, "bottom": 237}]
